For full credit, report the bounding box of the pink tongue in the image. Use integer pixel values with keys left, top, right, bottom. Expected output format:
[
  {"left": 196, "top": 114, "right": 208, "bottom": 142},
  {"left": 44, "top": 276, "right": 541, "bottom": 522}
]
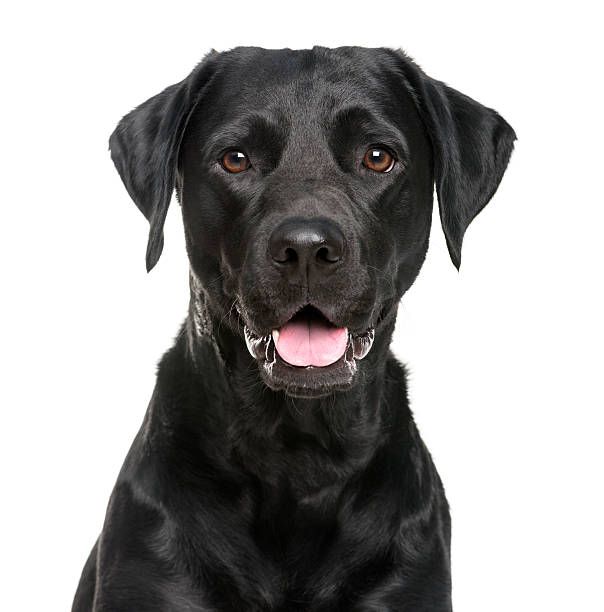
[{"left": 275, "top": 315, "right": 348, "bottom": 367}]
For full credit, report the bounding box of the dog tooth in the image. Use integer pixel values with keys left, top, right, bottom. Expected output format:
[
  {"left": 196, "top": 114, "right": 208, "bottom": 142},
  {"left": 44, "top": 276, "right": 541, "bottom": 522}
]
[
  {"left": 272, "top": 329, "right": 280, "bottom": 343},
  {"left": 344, "top": 333, "right": 355, "bottom": 364},
  {"left": 353, "top": 328, "right": 375, "bottom": 360}
]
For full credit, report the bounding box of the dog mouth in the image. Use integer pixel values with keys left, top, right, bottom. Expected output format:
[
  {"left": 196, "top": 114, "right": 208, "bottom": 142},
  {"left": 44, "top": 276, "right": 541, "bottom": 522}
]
[{"left": 243, "top": 305, "right": 375, "bottom": 398}]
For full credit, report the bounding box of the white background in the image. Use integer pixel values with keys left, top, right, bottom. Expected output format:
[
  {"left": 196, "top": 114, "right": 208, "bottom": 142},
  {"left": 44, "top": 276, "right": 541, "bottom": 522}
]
[{"left": 2, "top": 1, "right": 603, "bottom": 610}]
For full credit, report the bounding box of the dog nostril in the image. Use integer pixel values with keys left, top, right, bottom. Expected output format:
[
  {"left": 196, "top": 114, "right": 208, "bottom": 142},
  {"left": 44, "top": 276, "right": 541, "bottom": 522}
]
[
  {"left": 316, "top": 246, "right": 340, "bottom": 264},
  {"left": 284, "top": 247, "right": 298, "bottom": 263},
  {"left": 271, "top": 246, "right": 298, "bottom": 264}
]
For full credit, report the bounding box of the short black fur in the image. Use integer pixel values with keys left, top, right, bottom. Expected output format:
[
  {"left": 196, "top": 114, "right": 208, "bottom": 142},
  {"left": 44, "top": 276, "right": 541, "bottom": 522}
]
[{"left": 73, "top": 46, "right": 515, "bottom": 611}]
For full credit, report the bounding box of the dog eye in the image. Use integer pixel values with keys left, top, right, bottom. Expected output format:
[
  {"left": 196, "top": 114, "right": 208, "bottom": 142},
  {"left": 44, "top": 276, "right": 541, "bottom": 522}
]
[
  {"left": 220, "top": 150, "right": 251, "bottom": 173},
  {"left": 363, "top": 148, "right": 395, "bottom": 173}
]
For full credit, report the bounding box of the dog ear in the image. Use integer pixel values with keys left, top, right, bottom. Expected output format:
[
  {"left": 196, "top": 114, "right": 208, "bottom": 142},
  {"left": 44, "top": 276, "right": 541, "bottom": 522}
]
[
  {"left": 397, "top": 54, "right": 516, "bottom": 269},
  {"left": 109, "top": 54, "right": 217, "bottom": 271}
]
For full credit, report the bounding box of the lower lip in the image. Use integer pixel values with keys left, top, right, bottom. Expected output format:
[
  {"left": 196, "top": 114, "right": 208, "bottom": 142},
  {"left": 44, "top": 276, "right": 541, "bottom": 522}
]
[{"left": 262, "top": 340, "right": 358, "bottom": 397}]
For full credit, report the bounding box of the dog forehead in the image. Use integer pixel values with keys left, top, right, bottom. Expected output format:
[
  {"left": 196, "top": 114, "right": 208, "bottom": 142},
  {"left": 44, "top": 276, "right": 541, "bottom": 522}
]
[{"left": 206, "top": 46, "right": 398, "bottom": 118}]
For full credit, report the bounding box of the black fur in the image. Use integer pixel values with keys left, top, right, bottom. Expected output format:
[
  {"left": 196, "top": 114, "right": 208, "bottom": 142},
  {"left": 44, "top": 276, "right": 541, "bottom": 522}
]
[{"left": 73, "top": 46, "right": 515, "bottom": 611}]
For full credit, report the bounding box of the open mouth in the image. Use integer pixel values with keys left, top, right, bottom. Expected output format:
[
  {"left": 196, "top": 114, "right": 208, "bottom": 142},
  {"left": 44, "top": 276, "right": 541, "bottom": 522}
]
[{"left": 243, "top": 305, "right": 375, "bottom": 397}]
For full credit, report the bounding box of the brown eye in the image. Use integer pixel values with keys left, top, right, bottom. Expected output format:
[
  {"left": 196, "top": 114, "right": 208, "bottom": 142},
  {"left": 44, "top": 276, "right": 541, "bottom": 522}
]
[
  {"left": 221, "top": 150, "right": 250, "bottom": 173},
  {"left": 363, "top": 147, "right": 395, "bottom": 173}
]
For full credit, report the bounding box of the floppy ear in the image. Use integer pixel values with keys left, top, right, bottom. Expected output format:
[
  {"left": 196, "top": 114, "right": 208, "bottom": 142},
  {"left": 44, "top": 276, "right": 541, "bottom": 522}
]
[
  {"left": 398, "top": 54, "right": 516, "bottom": 269},
  {"left": 109, "top": 54, "right": 217, "bottom": 271}
]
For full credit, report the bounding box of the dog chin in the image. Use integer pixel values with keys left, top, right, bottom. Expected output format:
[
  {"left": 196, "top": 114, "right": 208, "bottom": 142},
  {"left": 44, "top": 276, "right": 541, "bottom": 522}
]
[{"left": 244, "top": 326, "right": 375, "bottom": 398}]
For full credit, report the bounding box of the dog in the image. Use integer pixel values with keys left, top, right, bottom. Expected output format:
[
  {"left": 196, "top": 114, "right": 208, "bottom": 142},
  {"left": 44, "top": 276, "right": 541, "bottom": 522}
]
[{"left": 72, "top": 46, "right": 515, "bottom": 611}]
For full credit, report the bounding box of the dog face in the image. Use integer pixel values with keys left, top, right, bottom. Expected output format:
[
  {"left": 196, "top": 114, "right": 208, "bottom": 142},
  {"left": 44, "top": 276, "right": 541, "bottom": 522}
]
[{"left": 110, "top": 47, "right": 515, "bottom": 398}]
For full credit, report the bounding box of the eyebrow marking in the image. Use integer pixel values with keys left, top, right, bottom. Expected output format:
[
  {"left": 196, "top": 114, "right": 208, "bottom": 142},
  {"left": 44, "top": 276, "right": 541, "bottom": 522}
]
[
  {"left": 206, "top": 114, "right": 285, "bottom": 155},
  {"left": 329, "top": 106, "right": 409, "bottom": 158}
]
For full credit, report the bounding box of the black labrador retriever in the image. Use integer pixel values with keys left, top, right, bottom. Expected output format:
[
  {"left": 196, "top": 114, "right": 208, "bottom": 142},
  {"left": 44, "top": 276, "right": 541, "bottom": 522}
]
[{"left": 73, "top": 46, "right": 515, "bottom": 611}]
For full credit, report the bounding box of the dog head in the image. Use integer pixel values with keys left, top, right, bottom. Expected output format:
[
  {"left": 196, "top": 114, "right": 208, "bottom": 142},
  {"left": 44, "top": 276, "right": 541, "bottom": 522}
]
[{"left": 109, "top": 47, "right": 515, "bottom": 398}]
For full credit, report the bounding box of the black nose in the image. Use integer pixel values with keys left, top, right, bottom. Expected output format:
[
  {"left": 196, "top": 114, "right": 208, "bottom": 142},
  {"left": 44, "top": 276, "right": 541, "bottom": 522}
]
[{"left": 269, "top": 218, "right": 345, "bottom": 283}]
